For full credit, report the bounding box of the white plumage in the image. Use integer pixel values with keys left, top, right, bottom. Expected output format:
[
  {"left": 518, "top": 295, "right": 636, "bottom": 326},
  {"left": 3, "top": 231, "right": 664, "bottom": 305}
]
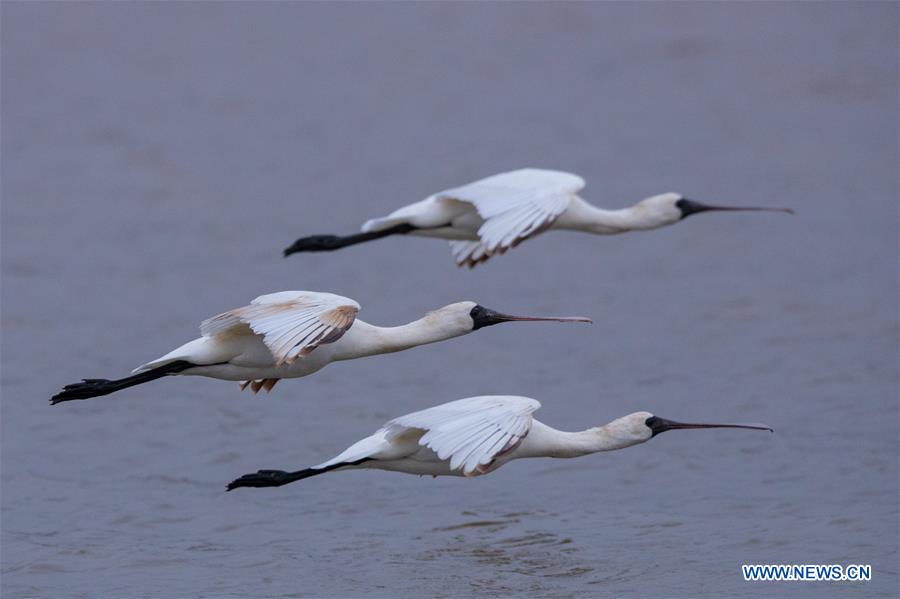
[
  {"left": 315, "top": 396, "right": 539, "bottom": 476},
  {"left": 285, "top": 168, "right": 791, "bottom": 268},
  {"left": 384, "top": 395, "right": 540, "bottom": 474},
  {"left": 434, "top": 169, "right": 582, "bottom": 255},
  {"left": 51, "top": 293, "right": 590, "bottom": 404},
  {"left": 227, "top": 395, "right": 773, "bottom": 490},
  {"left": 362, "top": 169, "right": 583, "bottom": 266},
  {"left": 197, "top": 291, "right": 359, "bottom": 367}
]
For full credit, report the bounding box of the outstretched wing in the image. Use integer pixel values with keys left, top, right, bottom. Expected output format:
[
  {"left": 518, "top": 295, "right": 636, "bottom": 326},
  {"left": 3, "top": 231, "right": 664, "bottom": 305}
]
[
  {"left": 448, "top": 240, "right": 493, "bottom": 269},
  {"left": 200, "top": 291, "right": 360, "bottom": 366},
  {"left": 384, "top": 395, "right": 541, "bottom": 476},
  {"left": 438, "top": 168, "right": 584, "bottom": 257}
]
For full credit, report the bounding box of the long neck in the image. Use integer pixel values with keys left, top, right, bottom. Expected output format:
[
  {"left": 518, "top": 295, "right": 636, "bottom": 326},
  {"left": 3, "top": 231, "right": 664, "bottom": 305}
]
[
  {"left": 520, "top": 421, "right": 642, "bottom": 459},
  {"left": 335, "top": 318, "right": 469, "bottom": 360},
  {"left": 556, "top": 197, "right": 656, "bottom": 234}
]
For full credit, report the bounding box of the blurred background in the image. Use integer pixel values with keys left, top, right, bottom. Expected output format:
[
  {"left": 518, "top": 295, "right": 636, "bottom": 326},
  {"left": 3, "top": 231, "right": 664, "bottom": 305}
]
[{"left": 2, "top": 2, "right": 897, "bottom": 597}]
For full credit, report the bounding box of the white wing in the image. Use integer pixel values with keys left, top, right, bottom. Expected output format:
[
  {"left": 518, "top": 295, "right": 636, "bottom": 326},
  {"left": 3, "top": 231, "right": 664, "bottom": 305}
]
[
  {"left": 448, "top": 240, "right": 492, "bottom": 269},
  {"left": 200, "top": 291, "right": 360, "bottom": 366},
  {"left": 384, "top": 395, "right": 541, "bottom": 476},
  {"left": 313, "top": 429, "right": 396, "bottom": 470},
  {"left": 437, "top": 168, "right": 584, "bottom": 255},
  {"left": 363, "top": 169, "right": 584, "bottom": 266}
]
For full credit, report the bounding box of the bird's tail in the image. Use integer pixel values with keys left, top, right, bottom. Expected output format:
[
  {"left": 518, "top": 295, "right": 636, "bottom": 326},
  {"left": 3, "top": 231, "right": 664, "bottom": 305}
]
[
  {"left": 50, "top": 360, "right": 194, "bottom": 405},
  {"left": 226, "top": 458, "right": 372, "bottom": 491},
  {"left": 283, "top": 224, "right": 415, "bottom": 256}
]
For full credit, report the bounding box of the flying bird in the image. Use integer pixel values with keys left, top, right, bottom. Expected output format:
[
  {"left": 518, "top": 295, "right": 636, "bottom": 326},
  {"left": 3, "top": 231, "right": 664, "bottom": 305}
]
[
  {"left": 227, "top": 395, "right": 772, "bottom": 490},
  {"left": 50, "top": 292, "right": 590, "bottom": 405},
  {"left": 284, "top": 168, "right": 792, "bottom": 268}
]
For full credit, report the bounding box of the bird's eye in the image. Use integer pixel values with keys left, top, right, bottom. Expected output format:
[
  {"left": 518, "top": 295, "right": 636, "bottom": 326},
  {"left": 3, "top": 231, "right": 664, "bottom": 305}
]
[{"left": 644, "top": 416, "right": 659, "bottom": 428}]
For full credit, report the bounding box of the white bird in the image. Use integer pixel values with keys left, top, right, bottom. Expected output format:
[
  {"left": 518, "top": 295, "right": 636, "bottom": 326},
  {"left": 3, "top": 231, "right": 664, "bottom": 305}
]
[
  {"left": 50, "top": 292, "right": 590, "bottom": 405},
  {"left": 227, "top": 395, "right": 772, "bottom": 490},
  {"left": 284, "top": 168, "right": 793, "bottom": 268}
]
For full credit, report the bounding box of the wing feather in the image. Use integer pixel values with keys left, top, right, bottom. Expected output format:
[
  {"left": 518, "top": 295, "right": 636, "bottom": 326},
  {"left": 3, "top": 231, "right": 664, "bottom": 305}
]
[
  {"left": 448, "top": 240, "right": 492, "bottom": 268},
  {"left": 452, "top": 423, "right": 505, "bottom": 471},
  {"left": 479, "top": 429, "right": 512, "bottom": 465},
  {"left": 268, "top": 316, "right": 320, "bottom": 356},
  {"left": 438, "top": 169, "right": 584, "bottom": 262},
  {"left": 199, "top": 291, "right": 360, "bottom": 365},
  {"left": 384, "top": 395, "right": 541, "bottom": 476}
]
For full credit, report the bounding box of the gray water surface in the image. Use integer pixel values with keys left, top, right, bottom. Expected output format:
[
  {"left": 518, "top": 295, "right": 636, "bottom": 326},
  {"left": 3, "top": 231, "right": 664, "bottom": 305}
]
[{"left": 2, "top": 3, "right": 898, "bottom": 597}]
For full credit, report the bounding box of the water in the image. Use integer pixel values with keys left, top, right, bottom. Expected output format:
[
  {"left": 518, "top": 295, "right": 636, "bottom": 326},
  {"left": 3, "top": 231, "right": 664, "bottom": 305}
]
[{"left": 2, "top": 3, "right": 897, "bottom": 597}]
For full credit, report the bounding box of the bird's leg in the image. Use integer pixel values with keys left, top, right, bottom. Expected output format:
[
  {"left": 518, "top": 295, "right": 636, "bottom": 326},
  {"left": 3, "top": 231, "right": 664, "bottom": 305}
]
[
  {"left": 50, "top": 360, "right": 195, "bottom": 405},
  {"left": 226, "top": 458, "right": 372, "bottom": 491},
  {"left": 226, "top": 469, "right": 300, "bottom": 491},
  {"left": 283, "top": 224, "right": 416, "bottom": 256}
]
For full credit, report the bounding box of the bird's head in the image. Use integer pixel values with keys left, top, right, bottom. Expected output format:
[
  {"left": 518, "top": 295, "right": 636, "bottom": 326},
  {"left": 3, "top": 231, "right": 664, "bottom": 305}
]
[
  {"left": 632, "top": 193, "right": 687, "bottom": 228},
  {"left": 633, "top": 193, "right": 793, "bottom": 229},
  {"left": 602, "top": 411, "right": 773, "bottom": 449}
]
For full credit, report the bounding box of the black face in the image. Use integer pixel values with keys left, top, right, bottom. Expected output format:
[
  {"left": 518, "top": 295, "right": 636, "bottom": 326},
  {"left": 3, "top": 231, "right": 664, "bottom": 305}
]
[
  {"left": 645, "top": 415, "right": 774, "bottom": 437},
  {"left": 675, "top": 198, "right": 710, "bottom": 219},
  {"left": 645, "top": 416, "right": 668, "bottom": 437},
  {"left": 675, "top": 198, "right": 794, "bottom": 219},
  {"left": 470, "top": 305, "right": 504, "bottom": 330},
  {"left": 469, "top": 305, "right": 593, "bottom": 330}
]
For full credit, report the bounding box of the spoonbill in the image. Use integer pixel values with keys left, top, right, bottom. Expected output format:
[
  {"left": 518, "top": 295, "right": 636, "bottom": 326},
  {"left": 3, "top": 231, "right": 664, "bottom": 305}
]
[
  {"left": 50, "top": 292, "right": 590, "bottom": 405},
  {"left": 284, "top": 168, "right": 793, "bottom": 268},
  {"left": 227, "top": 395, "right": 772, "bottom": 490}
]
